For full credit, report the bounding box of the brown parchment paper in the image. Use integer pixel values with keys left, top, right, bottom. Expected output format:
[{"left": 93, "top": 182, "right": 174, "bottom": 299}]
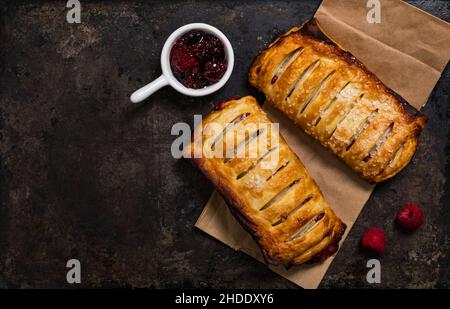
[
  {"left": 195, "top": 0, "right": 450, "bottom": 289},
  {"left": 315, "top": 0, "right": 450, "bottom": 109}
]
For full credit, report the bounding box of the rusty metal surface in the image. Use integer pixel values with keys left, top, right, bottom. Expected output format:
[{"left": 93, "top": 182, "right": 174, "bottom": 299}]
[{"left": 0, "top": 0, "right": 448, "bottom": 288}]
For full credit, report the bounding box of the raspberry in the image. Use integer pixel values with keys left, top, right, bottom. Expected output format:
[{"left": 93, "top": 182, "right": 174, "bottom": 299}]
[
  {"left": 180, "top": 30, "right": 205, "bottom": 45},
  {"left": 170, "top": 30, "right": 227, "bottom": 89},
  {"left": 183, "top": 68, "right": 207, "bottom": 89},
  {"left": 203, "top": 61, "right": 227, "bottom": 82},
  {"left": 194, "top": 34, "right": 225, "bottom": 61},
  {"left": 396, "top": 203, "right": 424, "bottom": 232},
  {"left": 361, "top": 227, "right": 386, "bottom": 253},
  {"left": 170, "top": 43, "right": 199, "bottom": 74}
]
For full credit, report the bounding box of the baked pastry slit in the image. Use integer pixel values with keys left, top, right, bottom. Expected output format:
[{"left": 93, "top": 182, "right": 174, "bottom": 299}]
[
  {"left": 285, "top": 59, "right": 320, "bottom": 100},
  {"left": 266, "top": 160, "right": 290, "bottom": 181},
  {"left": 362, "top": 125, "right": 413, "bottom": 179},
  {"left": 291, "top": 226, "right": 340, "bottom": 264},
  {"left": 272, "top": 194, "right": 314, "bottom": 226},
  {"left": 388, "top": 142, "right": 405, "bottom": 167},
  {"left": 328, "top": 101, "right": 357, "bottom": 140},
  {"left": 285, "top": 212, "right": 325, "bottom": 242},
  {"left": 260, "top": 178, "right": 302, "bottom": 211},
  {"left": 376, "top": 142, "right": 405, "bottom": 176},
  {"left": 298, "top": 70, "right": 336, "bottom": 115},
  {"left": 316, "top": 84, "right": 362, "bottom": 141},
  {"left": 362, "top": 122, "right": 394, "bottom": 162},
  {"left": 236, "top": 146, "right": 278, "bottom": 180},
  {"left": 211, "top": 112, "right": 250, "bottom": 150},
  {"left": 224, "top": 127, "right": 266, "bottom": 163},
  {"left": 345, "top": 108, "right": 379, "bottom": 151},
  {"left": 301, "top": 76, "right": 354, "bottom": 131},
  {"left": 313, "top": 80, "right": 351, "bottom": 127},
  {"left": 373, "top": 137, "right": 418, "bottom": 182},
  {"left": 271, "top": 47, "right": 304, "bottom": 85}
]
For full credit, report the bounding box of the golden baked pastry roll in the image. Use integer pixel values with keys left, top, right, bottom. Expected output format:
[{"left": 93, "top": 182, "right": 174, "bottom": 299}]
[
  {"left": 249, "top": 19, "right": 427, "bottom": 183},
  {"left": 184, "top": 96, "right": 346, "bottom": 266}
]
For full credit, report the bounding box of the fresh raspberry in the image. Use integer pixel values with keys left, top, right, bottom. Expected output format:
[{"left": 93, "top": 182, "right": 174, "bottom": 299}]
[
  {"left": 396, "top": 203, "right": 424, "bottom": 232},
  {"left": 203, "top": 61, "right": 227, "bottom": 82},
  {"left": 361, "top": 227, "right": 386, "bottom": 253},
  {"left": 170, "top": 43, "right": 199, "bottom": 74}
]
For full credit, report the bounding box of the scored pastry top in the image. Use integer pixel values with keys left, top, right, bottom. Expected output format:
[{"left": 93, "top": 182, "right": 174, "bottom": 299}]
[
  {"left": 185, "top": 96, "right": 346, "bottom": 266},
  {"left": 249, "top": 19, "right": 427, "bottom": 182}
]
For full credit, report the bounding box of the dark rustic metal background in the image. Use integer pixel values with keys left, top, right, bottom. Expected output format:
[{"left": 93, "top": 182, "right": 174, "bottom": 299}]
[{"left": 0, "top": 0, "right": 449, "bottom": 288}]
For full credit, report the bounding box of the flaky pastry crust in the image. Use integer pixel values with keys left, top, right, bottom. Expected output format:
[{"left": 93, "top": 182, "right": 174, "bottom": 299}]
[
  {"left": 249, "top": 19, "right": 427, "bottom": 182},
  {"left": 184, "top": 96, "right": 346, "bottom": 266}
]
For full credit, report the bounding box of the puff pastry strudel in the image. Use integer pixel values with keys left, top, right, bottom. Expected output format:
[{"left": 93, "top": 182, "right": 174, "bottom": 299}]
[
  {"left": 249, "top": 19, "right": 427, "bottom": 182},
  {"left": 184, "top": 96, "right": 346, "bottom": 266}
]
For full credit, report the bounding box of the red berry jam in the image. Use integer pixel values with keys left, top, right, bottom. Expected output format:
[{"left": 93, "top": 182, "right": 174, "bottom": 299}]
[{"left": 170, "top": 30, "right": 227, "bottom": 89}]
